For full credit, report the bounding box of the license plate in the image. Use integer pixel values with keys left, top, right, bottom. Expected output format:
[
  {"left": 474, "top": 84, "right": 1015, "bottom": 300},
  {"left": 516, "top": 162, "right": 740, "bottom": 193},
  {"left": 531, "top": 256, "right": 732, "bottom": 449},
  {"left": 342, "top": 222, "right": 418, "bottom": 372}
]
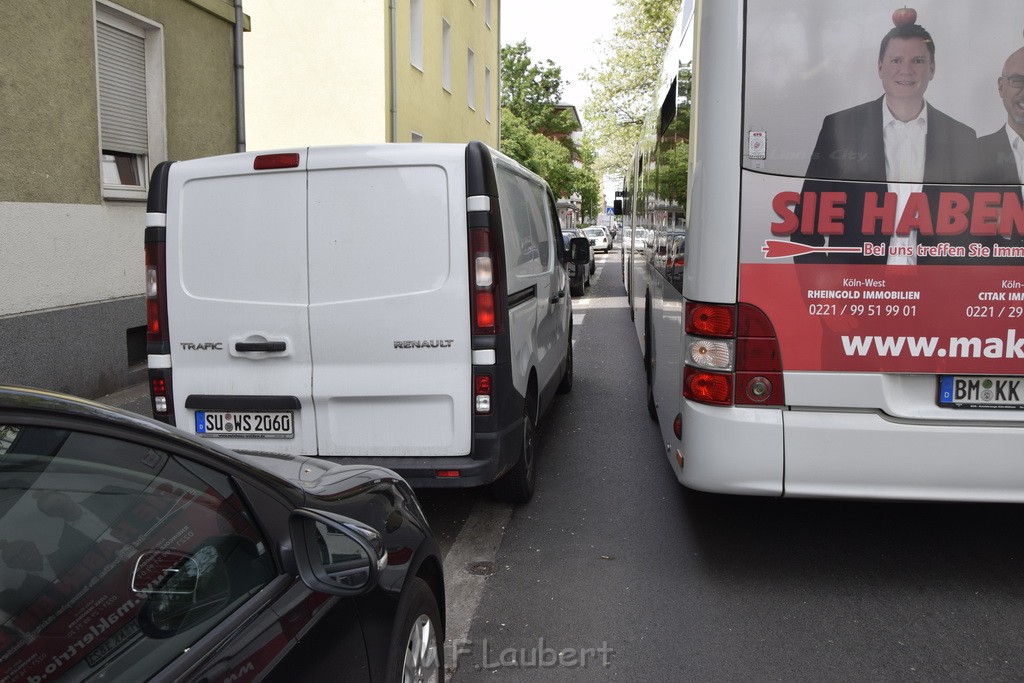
[
  {"left": 938, "top": 376, "right": 1024, "bottom": 410},
  {"left": 195, "top": 411, "right": 294, "bottom": 438}
]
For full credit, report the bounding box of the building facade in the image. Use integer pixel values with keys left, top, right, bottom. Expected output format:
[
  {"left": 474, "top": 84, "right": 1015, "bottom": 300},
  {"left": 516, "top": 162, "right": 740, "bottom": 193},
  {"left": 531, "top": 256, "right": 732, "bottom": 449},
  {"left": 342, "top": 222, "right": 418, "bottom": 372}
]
[
  {"left": 244, "top": 0, "right": 500, "bottom": 148},
  {"left": 0, "top": 1, "right": 247, "bottom": 398}
]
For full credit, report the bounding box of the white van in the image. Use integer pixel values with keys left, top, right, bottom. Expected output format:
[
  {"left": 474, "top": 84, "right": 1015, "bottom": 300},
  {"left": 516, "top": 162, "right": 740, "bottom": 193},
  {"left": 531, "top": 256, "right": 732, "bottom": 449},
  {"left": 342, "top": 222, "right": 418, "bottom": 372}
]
[{"left": 144, "top": 142, "right": 589, "bottom": 502}]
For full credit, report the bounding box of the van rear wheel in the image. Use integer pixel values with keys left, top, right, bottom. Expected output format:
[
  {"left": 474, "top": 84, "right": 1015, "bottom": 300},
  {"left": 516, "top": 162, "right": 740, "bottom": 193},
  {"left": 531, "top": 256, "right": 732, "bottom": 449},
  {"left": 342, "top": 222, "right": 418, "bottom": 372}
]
[{"left": 491, "top": 397, "right": 536, "bottom": 504}]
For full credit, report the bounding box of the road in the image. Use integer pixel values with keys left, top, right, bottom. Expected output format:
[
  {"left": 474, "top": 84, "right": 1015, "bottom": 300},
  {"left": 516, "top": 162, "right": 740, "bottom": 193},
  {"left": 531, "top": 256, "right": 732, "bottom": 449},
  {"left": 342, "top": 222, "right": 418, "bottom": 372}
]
[
  {"left": 420, "top": 248, "right": 1024, "bottom": 681},
  {"left": 101, "top": 248, "right": 1024, "bottom": 680}
]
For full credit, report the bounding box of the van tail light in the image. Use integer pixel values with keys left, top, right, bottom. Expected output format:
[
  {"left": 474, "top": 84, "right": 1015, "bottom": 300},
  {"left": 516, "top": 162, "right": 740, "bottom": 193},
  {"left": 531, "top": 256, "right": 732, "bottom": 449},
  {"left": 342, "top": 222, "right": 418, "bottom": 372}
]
[
  {"left": 469, "top": 228, "right": 505, "bottom": 335},
  {"left": 145, "top": 241, "right": 169, "bottom": 344},
  {"left": 149, "top": 370, "right": 175, "bottom": 421},
  {"left": 145, "top": 224, "right": 175, "bottom": 425},
  {"left": 474, "top": 374, "right": 492, "bottom": 414},
  {"left": 683, "top": 302, "right": 785, "bottom": 407}
]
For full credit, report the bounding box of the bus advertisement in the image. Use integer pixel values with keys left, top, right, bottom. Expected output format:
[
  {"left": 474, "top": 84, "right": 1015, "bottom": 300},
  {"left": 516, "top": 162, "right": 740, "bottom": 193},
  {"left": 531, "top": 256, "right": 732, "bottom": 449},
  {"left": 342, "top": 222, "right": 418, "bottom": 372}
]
[{"left": 624, "top": 0, "right": 1024, "bottom": 501}]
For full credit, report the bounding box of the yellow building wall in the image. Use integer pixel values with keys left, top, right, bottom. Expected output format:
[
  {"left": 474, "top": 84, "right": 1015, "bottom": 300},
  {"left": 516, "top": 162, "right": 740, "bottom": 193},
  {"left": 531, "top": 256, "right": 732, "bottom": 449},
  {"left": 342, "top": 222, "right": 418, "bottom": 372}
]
[
  {"left": 243, "top": 1, "right": 498, "bottom": 148},
  {"left": 392, "top": 0, "right": 500, "bottom": 145}
]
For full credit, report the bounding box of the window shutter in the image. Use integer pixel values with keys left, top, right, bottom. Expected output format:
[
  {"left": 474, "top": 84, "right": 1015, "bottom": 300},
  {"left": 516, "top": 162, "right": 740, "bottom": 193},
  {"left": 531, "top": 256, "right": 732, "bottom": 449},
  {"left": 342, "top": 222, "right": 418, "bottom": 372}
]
[{"left": 96, "top": 21, "right": 148, "bottom": 155}]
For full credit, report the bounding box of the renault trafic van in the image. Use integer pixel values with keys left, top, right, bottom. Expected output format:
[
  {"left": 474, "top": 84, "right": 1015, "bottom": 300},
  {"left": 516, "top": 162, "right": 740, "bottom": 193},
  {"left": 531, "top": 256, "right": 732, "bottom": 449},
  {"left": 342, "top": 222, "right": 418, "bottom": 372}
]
[{"left": 145, "top": 142, "right": 589, "bottom": 503}]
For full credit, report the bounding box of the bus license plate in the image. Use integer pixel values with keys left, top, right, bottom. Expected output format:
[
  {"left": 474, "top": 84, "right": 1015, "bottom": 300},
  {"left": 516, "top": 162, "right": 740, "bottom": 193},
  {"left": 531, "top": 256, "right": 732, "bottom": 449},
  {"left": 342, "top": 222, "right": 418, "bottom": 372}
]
[
  {"left": 938, "top": 376, "right": 1024, "bottom": 410},
  {"left": 195, "top": 411, "right": 294, "bottom": 438}
]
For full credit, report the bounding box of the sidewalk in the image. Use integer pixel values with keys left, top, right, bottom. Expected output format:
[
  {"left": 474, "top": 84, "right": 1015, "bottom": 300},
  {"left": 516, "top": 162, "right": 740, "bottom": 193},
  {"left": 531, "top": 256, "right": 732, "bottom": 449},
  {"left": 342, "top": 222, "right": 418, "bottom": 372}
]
[{"left": 95, "top": 382, "right": 152, "bottom": 418}]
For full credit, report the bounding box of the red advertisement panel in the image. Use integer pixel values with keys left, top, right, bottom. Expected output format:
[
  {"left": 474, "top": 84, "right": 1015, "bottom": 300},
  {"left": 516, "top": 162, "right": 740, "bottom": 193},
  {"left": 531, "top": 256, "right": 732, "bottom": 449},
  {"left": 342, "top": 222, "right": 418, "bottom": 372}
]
[
  {"left": 741, "top": 263, "right": 1024, "bottom": 373},
  {"left": 739, "top": 173, "right": 1024, "bottom": 374}
]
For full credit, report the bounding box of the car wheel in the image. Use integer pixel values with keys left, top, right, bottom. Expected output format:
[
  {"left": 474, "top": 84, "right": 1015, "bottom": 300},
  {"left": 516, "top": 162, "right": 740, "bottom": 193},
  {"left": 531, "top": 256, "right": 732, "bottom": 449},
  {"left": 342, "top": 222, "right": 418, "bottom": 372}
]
[
  {"left": 556, "top": 334, "right": 573, "bottom": 395},
  {"left": 491, "top": 395, "right": 537, "bottom": 504},
  {"left": 386, "top": 577, "right": 443, "bottom": 683}
]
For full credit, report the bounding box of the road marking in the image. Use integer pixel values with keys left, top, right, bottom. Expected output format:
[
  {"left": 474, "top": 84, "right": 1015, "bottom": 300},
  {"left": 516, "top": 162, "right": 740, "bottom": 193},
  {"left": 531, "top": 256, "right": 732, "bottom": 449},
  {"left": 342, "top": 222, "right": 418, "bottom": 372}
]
[{"left": 442, "top": 498, "right": 513, "bottom": 679}]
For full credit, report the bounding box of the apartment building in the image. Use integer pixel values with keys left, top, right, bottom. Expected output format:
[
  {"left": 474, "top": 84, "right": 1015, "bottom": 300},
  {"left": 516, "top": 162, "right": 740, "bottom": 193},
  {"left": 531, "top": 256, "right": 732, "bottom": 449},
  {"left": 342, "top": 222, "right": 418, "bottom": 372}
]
[{"left": 0, "top": 1, "right": 247, "bottom": 398}]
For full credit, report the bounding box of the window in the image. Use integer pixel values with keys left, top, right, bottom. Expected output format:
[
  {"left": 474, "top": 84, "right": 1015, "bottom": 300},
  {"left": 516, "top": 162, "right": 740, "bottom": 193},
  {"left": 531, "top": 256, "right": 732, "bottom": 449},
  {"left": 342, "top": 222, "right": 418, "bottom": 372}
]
[
  {"left": 95, "top": 3, "right": 165, "bottom": 200},
  {"left": 442, "top": 18, "right": 452, "bottom": 92},
  {"left": 467, "top": 49, "right": 476, "bottom": 110},
  {"left": 411, "top": 131, "right": 424, "bottom": 142},
  {"left": 409, "top": 0, "right": 423, "bottom": 70},
  {"left": 484, "top": 66, "right": 492, "bottom": 122},
  {"left": 0, "top": 424, "right": 274, "bottom": 679},
  {"left": 485, "top": 0, "right": 492, "bottom": 28}
]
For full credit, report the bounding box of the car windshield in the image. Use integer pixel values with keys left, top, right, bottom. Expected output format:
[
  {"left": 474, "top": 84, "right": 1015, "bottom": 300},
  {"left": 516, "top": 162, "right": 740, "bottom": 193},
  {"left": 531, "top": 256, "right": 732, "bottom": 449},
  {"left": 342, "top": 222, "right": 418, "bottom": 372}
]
[{"left": 584, "top": 228, "right": 603, "bottom": 237}]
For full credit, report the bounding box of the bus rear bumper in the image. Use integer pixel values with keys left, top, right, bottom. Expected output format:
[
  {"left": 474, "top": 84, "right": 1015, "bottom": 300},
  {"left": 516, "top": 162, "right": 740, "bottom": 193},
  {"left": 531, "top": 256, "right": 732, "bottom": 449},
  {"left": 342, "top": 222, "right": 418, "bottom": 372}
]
[{"left": 677, "top": 401, "right": 1024, "bottom": 503}]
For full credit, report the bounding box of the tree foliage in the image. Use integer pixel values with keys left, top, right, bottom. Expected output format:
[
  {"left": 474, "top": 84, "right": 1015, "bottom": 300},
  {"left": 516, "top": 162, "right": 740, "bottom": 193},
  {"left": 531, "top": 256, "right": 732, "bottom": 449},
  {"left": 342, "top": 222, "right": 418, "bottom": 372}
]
[
  {"left": 499, "top": 41, "right": 602, "bottom": 221},
  {"left": 582, "top": 0, "right": 679, "bottom": 176}
]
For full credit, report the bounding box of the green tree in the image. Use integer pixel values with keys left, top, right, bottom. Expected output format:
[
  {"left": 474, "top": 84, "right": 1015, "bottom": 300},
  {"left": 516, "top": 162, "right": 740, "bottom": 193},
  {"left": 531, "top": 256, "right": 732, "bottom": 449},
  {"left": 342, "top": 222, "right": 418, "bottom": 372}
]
[
  {"left": 582, "top": 0, "right": 679, "bottom": 176},
  {"left": 574, "top": 137, "right": 602, "bottom": 220},
  {"left": 499, "top": 108, "right": 575, "bottom": 198},
  {"left": 499, "top": 40, "right": 600, "bottom": 216},
  {"left": 500, "top": 41, "right": 576, "bottom": 140}
]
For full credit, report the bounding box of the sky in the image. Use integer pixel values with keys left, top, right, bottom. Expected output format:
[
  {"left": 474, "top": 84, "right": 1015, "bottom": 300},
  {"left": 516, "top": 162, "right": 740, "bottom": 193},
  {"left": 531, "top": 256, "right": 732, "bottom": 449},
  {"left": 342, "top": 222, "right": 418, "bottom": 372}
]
[{"left": 499, "top": 0, "right": 622, "bottom": 121}]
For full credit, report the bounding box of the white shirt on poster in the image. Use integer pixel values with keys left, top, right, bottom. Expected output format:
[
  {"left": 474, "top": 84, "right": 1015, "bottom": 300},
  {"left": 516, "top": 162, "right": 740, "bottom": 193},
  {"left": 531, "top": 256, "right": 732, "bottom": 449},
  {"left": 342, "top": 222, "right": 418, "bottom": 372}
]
[{"left": 883, "top": 104, "right": 928, "bottom": 265}]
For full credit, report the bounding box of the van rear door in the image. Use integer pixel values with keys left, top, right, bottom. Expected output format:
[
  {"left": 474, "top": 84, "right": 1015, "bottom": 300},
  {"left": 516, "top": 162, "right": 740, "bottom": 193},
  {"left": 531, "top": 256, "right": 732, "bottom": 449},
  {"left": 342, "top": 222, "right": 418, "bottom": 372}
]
[
  {"left": 305, "top": 146, "right": 473, "bottom": 457},
  {"left": 166, "top": 152, "right": 316, "bottom": 456}
]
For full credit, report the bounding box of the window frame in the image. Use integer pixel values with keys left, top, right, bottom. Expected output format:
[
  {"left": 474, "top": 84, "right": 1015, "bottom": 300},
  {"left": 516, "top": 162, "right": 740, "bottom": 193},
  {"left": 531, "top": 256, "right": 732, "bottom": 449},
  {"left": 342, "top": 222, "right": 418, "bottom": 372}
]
[
  {"left": 441, "top": 18, "right": 452, "bottom": 93},
  {"left": 409, "top": 0, "right": 424, "bottom": 71},
  {"left": 94, "top": 1, "right": 167, "bottom": 201},
  {"left": 484, "top": 66, "right": 492, "bottom": 122},
  {"left": 467, "top": 48, "right": 476, "bottom": 110}
]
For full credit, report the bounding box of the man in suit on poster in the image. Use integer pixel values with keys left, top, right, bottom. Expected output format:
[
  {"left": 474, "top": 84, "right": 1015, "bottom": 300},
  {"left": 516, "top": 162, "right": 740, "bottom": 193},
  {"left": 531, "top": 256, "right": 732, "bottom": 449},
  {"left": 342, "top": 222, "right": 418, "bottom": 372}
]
[
  {"left": 975, "top": 47, "right": 1024, "bottom": 186},
  {"left": 971, "top": 46, "right": 1024, "bottom": 263},
  {"left": 794, "top": 20, "right": 977, "bottom": 264}
]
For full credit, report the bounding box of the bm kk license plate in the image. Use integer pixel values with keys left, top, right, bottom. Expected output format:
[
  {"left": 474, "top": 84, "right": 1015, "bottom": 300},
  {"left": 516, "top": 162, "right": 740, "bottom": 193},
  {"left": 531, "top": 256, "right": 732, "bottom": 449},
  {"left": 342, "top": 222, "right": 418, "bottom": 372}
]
[
  {"left": 195, "top": 411, "right": 294, "bottom": 438},
  {"left": 938, "top": 376, "right": 1024, "bottom": 410}
]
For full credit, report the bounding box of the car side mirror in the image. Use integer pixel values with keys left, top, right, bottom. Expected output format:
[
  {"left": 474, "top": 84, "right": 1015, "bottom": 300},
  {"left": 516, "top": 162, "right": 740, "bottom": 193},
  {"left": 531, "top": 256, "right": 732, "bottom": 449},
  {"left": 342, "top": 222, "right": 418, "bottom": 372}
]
[
  {"left": 568, "top": 236, "right": 591, "bottom": 265},
  {"left": 288, "top": 508, "right": 387, "bottom": 597}
]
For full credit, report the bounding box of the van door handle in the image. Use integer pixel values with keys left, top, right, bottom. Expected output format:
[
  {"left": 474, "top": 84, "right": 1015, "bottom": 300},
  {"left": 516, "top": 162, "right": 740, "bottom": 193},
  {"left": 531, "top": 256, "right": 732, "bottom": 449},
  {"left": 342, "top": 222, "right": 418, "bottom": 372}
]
[
  {"left": 235, "top": 341, "right": 287, "bottom": 353},
  {"left": 550, "top": 291, "right": 565, "bottom": 303}
]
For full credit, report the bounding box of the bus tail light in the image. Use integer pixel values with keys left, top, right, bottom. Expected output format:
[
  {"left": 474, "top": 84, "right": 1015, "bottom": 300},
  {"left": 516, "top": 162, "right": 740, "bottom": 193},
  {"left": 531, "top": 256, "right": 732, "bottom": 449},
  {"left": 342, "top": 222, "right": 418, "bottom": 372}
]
[{"left": 683, "top": 302, "right": 785, "bottom": 407}]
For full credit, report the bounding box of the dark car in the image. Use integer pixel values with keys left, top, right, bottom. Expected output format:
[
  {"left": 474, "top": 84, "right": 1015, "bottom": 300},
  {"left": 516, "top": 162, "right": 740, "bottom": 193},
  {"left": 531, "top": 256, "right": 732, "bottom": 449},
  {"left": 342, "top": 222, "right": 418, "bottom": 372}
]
[
  {"left": 561, "top": 230, "right": 590, "bottom": 296},
  {"left": 0, "top": 386, "right": 444, "bottom": 682}
]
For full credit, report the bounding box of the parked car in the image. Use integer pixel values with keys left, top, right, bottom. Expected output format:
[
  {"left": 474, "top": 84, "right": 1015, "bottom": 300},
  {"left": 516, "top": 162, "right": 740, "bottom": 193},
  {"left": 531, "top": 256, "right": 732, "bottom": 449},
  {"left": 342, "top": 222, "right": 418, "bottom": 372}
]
[
  {"left": 562, "top": 231, "right": 589, "bottom": 296},
  {"left": 0, "top": 385, "right": 445, "bottom": 682},
  {"left": 145, "top": 142, "right": 589, "bottom": 504},
  {"left": 622, "top": 228, "right": 644, "bottom": 253},
  {"left": 583, "top": 226, "right": 611, "bottom": 253}
]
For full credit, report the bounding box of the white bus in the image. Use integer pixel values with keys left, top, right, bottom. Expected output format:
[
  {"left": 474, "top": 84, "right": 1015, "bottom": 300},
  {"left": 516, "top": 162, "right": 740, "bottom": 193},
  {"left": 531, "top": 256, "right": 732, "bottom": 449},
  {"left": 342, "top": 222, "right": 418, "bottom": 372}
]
[{"left": 622, "top": 0, "right": 1024, "bottom": 501}]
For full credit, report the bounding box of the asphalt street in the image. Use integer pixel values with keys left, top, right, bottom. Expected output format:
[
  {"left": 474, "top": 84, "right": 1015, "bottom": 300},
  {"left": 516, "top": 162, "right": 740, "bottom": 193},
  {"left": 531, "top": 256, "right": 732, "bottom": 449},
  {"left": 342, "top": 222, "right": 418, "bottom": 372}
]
[{"left": 98, "top": 249, "right": 1024, "bottom": 681}]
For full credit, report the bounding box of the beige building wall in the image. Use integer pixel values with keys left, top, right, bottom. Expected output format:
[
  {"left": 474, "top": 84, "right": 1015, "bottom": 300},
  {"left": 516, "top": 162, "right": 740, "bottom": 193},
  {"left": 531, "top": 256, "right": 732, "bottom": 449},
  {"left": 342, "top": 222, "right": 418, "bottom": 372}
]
[
  {"left": 244, "top": 0, "right": 387, "bottom": 149},
  {"left": 244, "top": 0, "right": 498, "bottom": 149}
]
